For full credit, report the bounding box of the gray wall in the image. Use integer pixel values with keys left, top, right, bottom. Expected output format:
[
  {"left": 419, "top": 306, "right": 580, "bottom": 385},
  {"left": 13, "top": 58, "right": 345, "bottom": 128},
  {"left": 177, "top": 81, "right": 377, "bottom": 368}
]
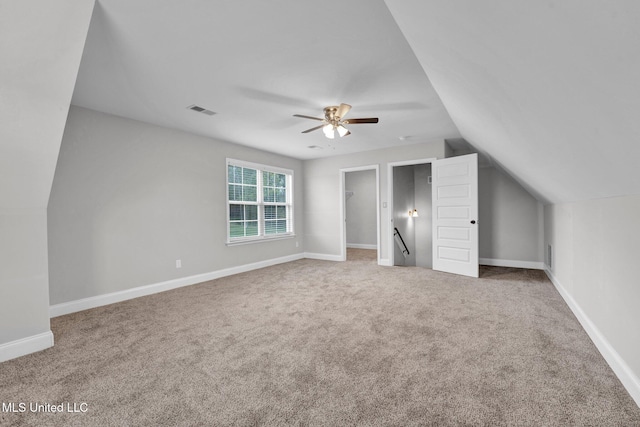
[
  {"left": 48, "top": 109, "right": 544, "bottom": 312},
  {"left": 393, "top": 165, "right": 416, "bottom": 266},
  {"left": 48, "top": 107, "right": 304, "bottom": 305},
  {"left": 0, "top": 0, "right": 94, "bottom": 348},
  {"left": 414, "top": 164, "right": 432, "bottom": 268},
  {"left": 0, "top": 212, "right": 51, "bottom": 344},
  {"left": 345, "top": 170, "right": 377, "bottom": 248},
  {"left": 304, "top": 140, "right": 447, "bottom": 262},
  {"left": 304, "top": 142, "right": 543, "bottom": 267},
  {"left": 544, "top": 196, "right": 640, "bottom": 396},
  {"left": 479, "top": 166, "right": 543, "bottom": 264}
]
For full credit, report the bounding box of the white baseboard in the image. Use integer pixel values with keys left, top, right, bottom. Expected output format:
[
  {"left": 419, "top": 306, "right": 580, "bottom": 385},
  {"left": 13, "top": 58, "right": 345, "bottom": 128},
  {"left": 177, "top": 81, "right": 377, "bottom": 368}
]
[
  {"left": 50, "top": 253, "right": 305, "bottom": 318},
  {"left": 544, "top": 267, "right": 640, "bottom": 408},
  {"left": 0, "top": 331, "right": 54, "bottom": 363},
  {"left": 378, "top": 258, "right": 392, "bottom": 266},
  {"left": 346, "top": 243, "right": 377, "bottom": 250},
  {"left": 479, "top": 258, "right": 544, "bottom": 270},
  {"left": 303, "top": 252, "right": 343, "bottom": 262}
]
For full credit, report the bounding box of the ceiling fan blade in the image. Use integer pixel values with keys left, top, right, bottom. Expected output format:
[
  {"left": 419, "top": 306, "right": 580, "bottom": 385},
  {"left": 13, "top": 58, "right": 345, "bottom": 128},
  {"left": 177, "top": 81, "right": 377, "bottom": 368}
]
[
  {"left": 301, "top": 124, "right": 325, "bottom": 133},
  {"left": 336, "top": 103, "right": 352, "bottom": 119},
  {"left": 344, "top": 118, "right": 379, "bottom": 124},
  {"left": 293, "top": 114, "right": 324, "bottom": 121}
]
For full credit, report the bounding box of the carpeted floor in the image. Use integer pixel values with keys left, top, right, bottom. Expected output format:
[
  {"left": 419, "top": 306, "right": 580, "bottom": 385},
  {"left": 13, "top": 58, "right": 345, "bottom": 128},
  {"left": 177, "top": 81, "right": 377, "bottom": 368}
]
[{"left": 1, "top": 249, "right": 639, "bottom": 426}]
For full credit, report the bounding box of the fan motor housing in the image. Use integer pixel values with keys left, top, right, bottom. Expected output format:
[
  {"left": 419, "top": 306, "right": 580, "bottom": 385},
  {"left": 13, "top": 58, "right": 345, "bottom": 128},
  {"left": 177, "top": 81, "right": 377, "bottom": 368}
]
[{"left": 324, "top": 106, "right": 340, "bottom": 123}]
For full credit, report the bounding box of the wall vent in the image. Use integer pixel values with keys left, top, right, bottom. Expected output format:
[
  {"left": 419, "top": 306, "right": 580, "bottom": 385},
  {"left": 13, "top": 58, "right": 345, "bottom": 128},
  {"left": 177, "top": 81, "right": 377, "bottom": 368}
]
[{"left": 187, "top": 104, "right": 216, "bottom": 116}]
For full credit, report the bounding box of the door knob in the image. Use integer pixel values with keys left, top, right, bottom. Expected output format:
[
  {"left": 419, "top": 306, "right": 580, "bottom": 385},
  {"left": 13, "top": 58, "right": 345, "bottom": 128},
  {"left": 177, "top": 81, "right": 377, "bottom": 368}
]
[{"left": 470, "top": 220, "right": 476, "bottom": 224}]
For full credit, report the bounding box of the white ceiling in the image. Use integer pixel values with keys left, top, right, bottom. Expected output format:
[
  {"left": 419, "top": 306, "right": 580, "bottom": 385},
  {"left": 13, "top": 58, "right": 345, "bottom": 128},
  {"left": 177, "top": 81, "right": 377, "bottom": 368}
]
[
  {"left": 384, "top": 0, "right": 640, "bottom": 204},
  {"left": 72, "top": 0, "right": 640, "bottom": 205},
  {"left": 1, "top": 0, "right": 94, "bottom": 209},
  {"left": 71, "top": 0, "right": 461, "bottom": 160}
]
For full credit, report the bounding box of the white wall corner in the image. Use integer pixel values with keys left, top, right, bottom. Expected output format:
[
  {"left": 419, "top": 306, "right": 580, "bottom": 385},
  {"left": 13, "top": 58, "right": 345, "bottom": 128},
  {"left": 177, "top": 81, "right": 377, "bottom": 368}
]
[
  {"left": 544, "top": 268, "right": 640, "bottom": 408},
  {"left": 479, "top": 258, "right": 545, "bottom": 270},
  {"left": 50, "top": 253, "right": 305, "bottom": 318},
  {"left": 0, "top": 331, "right": 54, "bottom": 363}
]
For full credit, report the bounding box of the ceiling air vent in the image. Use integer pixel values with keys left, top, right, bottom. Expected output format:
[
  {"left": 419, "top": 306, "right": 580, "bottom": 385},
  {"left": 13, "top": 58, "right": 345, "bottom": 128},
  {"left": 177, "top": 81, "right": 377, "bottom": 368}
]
[{"left": 187, "top": 104, "right": 216, "bottom": 116}]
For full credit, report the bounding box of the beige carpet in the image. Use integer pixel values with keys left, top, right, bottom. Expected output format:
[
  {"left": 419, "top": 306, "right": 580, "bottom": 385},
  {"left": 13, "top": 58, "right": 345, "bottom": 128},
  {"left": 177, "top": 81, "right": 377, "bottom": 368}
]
[{"left": 1, "top": 249, "right": 639, "bottom": 426}]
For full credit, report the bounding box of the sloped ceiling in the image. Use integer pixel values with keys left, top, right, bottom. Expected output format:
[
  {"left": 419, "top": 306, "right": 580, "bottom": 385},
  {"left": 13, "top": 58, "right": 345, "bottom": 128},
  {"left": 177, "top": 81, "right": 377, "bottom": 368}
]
[
  {"left": 384, "top": 0, "right": 640, "bottom": 204},
  {"left": 0, "top": 0, "right": 94, "bottom": 209},
  {"left": 71, "top": 0, "right": 460, "bottom": 160}
]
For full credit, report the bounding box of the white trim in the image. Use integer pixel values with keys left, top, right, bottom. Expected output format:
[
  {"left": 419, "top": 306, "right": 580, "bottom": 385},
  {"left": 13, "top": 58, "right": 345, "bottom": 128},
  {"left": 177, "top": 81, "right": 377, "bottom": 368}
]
[
  {"left": 346, "top": 243, "right": 377, "bottom": 250},
  {"left": 225, "top": 233, "right": 295, "bottom": 246},
  {"left": 479, "top": 258, "right": 545, "bottom": 270},
  {"left": 378, "top": 258, "right": 393, "bottom": 266},
  {"left": 303, "top": 252, "right": 343, "bottom": 262},
  {"left": 545, "top": 267, "right": 640, "bottom": 408},
  {"left": 226, "top": 158, "right": 294, "bottom": 244},
  {"left": 340, "top": 165, "right": 381, "bottom": 264},
  {"left": 226, "top": 158, "right": 293, "bottom": 176},
  {"left": 0, "top": 331, "right": 54, "bottom": 363},
  {"left": 50, "top": 253, "right": 304, "bottom": 318}
]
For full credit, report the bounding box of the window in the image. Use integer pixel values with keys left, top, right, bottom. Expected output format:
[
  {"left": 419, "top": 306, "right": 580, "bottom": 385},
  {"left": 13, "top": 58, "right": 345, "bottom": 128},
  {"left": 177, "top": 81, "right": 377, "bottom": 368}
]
[{"left": 227, "top": 159, "right": 293, "bottom": 243}]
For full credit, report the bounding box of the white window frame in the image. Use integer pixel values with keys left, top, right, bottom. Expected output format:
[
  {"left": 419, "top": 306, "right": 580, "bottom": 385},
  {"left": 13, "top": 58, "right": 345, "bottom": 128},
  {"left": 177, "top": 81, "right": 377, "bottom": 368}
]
[{"left": 226, "top": 158, "right": 294, "bottom": 245}]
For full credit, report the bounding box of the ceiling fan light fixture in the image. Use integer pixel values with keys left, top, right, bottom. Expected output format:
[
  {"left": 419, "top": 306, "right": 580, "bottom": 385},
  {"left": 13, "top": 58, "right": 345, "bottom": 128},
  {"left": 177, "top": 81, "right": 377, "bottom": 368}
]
[
  {"left": 337, "top": 124, "right": 349, "bottom": 137},
  {"left": 294, "top": 104, "right": 378, "bottom": 139},
  {"left": 323, "top": 124, "right": 335, "bottom": 139}
]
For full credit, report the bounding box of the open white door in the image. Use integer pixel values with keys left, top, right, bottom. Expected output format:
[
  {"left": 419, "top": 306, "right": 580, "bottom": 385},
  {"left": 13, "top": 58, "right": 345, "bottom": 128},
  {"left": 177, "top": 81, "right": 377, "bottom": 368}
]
[{"left": 432, "top": 153, "right": 479, "bottom": 277}]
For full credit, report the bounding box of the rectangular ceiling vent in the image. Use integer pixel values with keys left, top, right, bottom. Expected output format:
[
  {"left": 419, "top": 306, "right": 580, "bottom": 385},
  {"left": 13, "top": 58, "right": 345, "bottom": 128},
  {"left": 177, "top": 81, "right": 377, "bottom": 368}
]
[{"left": 187, "top": 104, "right": 216, "bottom": 116}]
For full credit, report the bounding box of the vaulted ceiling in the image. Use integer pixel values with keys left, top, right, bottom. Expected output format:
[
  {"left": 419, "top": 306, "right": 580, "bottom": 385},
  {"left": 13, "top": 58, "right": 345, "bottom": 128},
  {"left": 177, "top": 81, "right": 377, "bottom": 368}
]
[
  {"left": 384, "top": 0, "right": 640, "bottom": 204},
  {"left": 1, "top": 0, "right": 94, "bottom": 210},
  {"left": 71, "top": 0, "right": 640, "bottom": 205},
  {"left": 71, "top": 0, "right": 460, "bottom": 161}
]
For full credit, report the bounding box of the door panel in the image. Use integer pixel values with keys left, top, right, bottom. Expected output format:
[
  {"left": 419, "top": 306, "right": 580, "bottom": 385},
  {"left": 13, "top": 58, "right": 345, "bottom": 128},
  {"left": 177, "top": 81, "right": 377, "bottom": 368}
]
[
  {"left": 437, "top": 184, "right": 470, "bottom": 198},
  {"left": 432, "top": 153, "right": 478, "bottom": 277}
]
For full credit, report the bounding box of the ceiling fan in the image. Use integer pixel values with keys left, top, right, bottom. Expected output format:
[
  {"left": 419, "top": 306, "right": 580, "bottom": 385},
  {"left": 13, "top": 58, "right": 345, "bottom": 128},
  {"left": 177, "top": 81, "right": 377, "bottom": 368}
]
[{"left": 293, "top": 103, "right": 378, "bottom": 139}]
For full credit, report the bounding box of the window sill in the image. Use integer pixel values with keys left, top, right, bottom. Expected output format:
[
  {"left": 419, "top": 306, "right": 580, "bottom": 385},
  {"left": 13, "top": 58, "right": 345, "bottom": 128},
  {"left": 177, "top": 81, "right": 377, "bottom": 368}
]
[{"left": 225, "top": 234, "right": 296, "bottom": 246}]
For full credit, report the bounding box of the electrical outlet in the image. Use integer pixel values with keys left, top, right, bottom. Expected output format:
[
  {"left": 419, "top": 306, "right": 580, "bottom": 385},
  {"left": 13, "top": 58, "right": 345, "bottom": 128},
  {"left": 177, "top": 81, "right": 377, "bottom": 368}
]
[{"left": 176, "top": 259, "right": 182, "bottom": 269}]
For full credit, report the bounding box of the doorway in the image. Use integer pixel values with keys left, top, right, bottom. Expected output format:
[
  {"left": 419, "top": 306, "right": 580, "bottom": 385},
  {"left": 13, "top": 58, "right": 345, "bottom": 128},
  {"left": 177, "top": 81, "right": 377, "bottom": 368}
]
[
  {"left": 388, "top": 154, "right": 479, "bottom": 277},
  {"left": 340, "top": 165, "right": 380, "bottom": 262},
  {"left": 391, "top": 163, "right": 432, "bottom": 267}
]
